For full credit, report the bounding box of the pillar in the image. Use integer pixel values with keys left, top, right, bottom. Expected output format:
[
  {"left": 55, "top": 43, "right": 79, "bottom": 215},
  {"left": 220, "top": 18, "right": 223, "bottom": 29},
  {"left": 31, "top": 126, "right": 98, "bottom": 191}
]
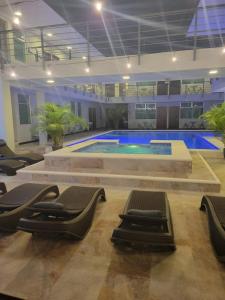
[
  {"left": 36, "top": 89, "right": 48, "bottom": 145},
  {"left": 0, "top": 77, "right": 15, "bottom": 149}
]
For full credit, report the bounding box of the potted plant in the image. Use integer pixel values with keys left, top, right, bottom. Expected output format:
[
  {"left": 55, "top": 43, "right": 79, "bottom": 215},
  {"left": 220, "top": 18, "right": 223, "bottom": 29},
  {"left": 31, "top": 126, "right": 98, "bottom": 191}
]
[
  {"left": 201, "top": 102, "right": 225, "bottom": 157},
  {"left": 37, "top": 103, "right": 88, "bottom": 150}
]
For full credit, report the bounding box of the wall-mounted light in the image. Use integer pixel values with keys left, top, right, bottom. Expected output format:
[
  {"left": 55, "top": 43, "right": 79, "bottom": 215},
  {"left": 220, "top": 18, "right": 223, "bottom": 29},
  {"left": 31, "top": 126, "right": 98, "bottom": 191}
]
[
  {"left": 122, "top": 75, "right": 130, "bottom": 80},
  {"left": 82, "top": 56, "right": 87, "bottom": 60},
  {"left": 126, "top": 62, "right": 131, "bottom": 69},
  {"left": 46, "top": 70, "right": 52, "bottom": 76},
  {"left": 209, "top": 70, "right": 218, "bottom": 74},
  {"left": 46, "top": 33, "right": 53, "bottom": 37},
  {"left": 172, "top": 56, "right": 177, "bottom": 62},
  {"left": 10, "top": 71, "right": 16, "bottom": 77}
]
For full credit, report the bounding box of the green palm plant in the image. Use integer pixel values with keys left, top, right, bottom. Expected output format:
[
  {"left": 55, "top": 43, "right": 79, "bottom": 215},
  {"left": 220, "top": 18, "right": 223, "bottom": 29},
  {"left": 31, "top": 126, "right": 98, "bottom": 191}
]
[
  {"left": 201, "top": 102, "right": 225, "bottom": 152},
  {"left": 37, "top": 103, "right": 88, "bottom": 150}
]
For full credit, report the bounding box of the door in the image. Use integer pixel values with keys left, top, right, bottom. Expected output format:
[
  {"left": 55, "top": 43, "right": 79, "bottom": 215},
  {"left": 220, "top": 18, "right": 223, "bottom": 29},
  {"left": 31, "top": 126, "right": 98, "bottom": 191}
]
[
  {"left": 156, "top": 107, "right": 167, "bottom": 129},
  {"left": 89, "top": 108, "right": 97, "bottom": 130},
  {"left": 168, "top": 106, "right": 179, "bottom": 129}
]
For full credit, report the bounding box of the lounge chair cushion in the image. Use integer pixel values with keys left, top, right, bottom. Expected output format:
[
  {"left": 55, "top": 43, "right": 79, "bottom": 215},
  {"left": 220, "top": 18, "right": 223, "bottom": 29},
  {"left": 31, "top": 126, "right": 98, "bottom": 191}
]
[
  {"left": 119, "top": 209, "right": 167, "bottom": 225},
  {"left": 127, "top": 209, "right": 163, "bottom": 218},
  {"left": 31, "top": 201, "right": 80, "bottom": 217}
]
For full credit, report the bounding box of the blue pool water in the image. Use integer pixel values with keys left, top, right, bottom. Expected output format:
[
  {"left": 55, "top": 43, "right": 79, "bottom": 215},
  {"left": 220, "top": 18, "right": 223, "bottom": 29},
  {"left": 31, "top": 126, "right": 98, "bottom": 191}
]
[
  {"left": 74, "top": 142, "right": 172, "bottom": 155},
  {"left": 68, "top": 130, "right": 220, "bottom": 150}
]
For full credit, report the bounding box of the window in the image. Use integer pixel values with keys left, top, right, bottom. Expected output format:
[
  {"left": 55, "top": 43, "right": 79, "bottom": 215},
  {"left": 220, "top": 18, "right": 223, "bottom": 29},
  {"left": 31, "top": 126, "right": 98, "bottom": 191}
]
[
  {"left": 135, "top": 103, "right": 156, "bottom": 119},
  {"left": 14, "top": 30, "right": 25, "bottom": 62},
  {"left": 70, "top": 101, "right": 76, "bottom": 114},
  {"left": 77, "top": 102, "right": 82, "bottom": 117},
  {"left": 18, "top": 94, "right": 31, "bottom": 124},
  {"left": 180, "top": 102, "right": 203, "bottom": 119}
]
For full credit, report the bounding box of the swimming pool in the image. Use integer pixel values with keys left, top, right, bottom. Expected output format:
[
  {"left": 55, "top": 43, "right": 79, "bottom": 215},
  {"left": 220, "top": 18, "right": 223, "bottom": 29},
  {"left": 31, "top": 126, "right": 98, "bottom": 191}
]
[
  {"left": 68, "top": 130, "right": 220, "bottom": 150},
  {"left": 73, "top": 142, "right": 172, "bottom": 155}
]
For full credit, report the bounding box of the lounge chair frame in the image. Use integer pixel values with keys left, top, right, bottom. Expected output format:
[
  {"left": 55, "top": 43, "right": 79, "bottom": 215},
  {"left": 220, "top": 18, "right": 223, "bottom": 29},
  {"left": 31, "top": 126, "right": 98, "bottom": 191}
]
[
  {"left": 200, "top": 195, "right": 225, "bottom": 262},
  {"left": 0, "top": 183, "right": 59, "bottom": 232},
  {"left": 18, "top": 187, "right": 106, "bottom": 239},
  {"left": 111, "top": 190, "right": 176, "bottom": 251},
  {"left": 0, "top": 182, "right": 7, "bottom": 195}
]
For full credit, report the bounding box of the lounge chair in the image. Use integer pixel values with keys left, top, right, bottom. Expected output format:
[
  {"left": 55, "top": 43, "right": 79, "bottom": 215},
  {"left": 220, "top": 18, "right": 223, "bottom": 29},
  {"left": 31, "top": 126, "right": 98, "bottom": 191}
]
[
  {"left": 18, "top": 186, "right": 106, "bottom": 239},
  {"left": 0, "top": 158, "right": 25, "bottom": 176},
  {"left": 0, "top": 182, "right": 7, "bottom": 195},
  {"left": 111, "top": 190, "right": 176, "bottom": 251},
  {"left": 0, "top": 139, "right": 43, "bottom": 165},
  {"left": 200, "top": 195, "right": 225, "bottom": 262},
  {"left": 0, "top": 183, "right": 59, "bottom": 232}
]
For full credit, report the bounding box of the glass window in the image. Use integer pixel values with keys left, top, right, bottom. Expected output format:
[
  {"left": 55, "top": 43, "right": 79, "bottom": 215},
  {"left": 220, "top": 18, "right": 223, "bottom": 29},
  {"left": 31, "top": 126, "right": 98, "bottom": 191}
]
[
  {"left": 18, "top": 94, "right": 31, "bottom": 124},
  {"left": 193, "top": 102, "right": 203, "bottom": 118},
  {"left": 180, "top": 107, "right": 192, "bottom": 119},
  {"left": 135, "top": 103, "right": 156, "bottom": 119},
  {"left": 181, "top": 102, "right": 192, "bottom": 108}
]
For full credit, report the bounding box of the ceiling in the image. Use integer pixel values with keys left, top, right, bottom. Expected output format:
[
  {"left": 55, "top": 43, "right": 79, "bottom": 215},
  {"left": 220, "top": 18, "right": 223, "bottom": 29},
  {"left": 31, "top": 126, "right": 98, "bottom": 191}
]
[{"left": 43, "top": 0, "right": 200, "bottom": 57}]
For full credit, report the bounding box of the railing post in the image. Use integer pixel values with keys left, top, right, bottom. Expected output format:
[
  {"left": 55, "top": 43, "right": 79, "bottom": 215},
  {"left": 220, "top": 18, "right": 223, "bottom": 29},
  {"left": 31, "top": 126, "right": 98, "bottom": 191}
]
[
  {"left": 87, "top": 22, "right": 90, "bottom": 67},
  {"left": 40, "top": 28, "right": 45, "bottom": 70},
  {"left": 138, "top": 23, "right": 141, "bottom": 65},
  {"left": 193, "top": 8, "right": 198, "bottom": 61}
]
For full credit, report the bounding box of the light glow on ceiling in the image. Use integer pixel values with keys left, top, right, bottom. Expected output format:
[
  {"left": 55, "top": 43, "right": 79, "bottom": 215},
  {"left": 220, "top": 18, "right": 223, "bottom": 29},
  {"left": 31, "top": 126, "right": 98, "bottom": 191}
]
[
  {"left": 172, "top": 56, "right": 177, "bottom": 62},
  {"left": 10, "top": 71, "right": 16, "bottom": 77},
  {"left": 46, "top": 70, "right": 52, "bottom": 76}
]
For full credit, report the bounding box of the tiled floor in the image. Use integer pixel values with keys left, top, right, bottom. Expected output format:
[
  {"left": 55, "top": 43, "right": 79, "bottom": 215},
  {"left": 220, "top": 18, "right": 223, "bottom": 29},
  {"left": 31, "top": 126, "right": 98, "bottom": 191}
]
[{"left": 0, "top": 138, "right": 225, "bottom": 299}]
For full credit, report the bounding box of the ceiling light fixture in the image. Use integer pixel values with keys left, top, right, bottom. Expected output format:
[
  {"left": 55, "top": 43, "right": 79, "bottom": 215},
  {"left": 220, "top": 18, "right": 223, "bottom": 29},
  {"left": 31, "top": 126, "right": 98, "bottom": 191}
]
[
  {"left": 126, "top": 62, "right": 131, "bottom": 69},
  {"left": 82, "top": 56, "right": 87, "bottom": 60},
  {"left": 67, "top": 46, "right": 72, "bottom": 50},
  {"left": 14, "top": 11, "right": 22, "bottom": 17},
  {"left": 47, "top": 79, "right": 55, "bottom": 84},
  {"left": 123, "top": 75, "right": 130, "bottom": 80},
  {"left": 85, "top": 67, "right": 90, "bottom": 73},
  {"left": 209, "top": 70, "right": 218, "bottom": 74},
  {"left": 95, "top": 2, "right": 103, "bottom": 12},
  {"left": 172, "top": 56, "right": 177, "bottom": 62},
  {"left": 222, "top": 48, "right": 225, "bottom": 54},
  {"left": 13, "top": 17, "right": 20, "bottom": 25},
  {"left": 47, "top": 33, "right": 53, "bottom": 37}
]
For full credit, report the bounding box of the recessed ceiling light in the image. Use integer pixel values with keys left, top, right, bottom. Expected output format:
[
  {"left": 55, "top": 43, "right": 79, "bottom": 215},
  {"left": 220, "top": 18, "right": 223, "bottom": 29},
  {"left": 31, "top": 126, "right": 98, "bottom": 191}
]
[
  {"left": 123, "top": 75, "right": 130, "bottom": 80},
  {"left": 14, "top": 11, "right": 22, "bottom": 17},
  {"left": 47, "top": 33, "right": 53, "bottom": 37},
  {"left": 10, "top": 71, "right": 16, "bottom": 77},
  {"left": 47, "top": 79, "right": 55, "bottom": 84},
  {"left": 46, "top": 70, "right": 52, "bottom": 76},
  {"left": 222, "top": 48, "right": 225, "bottom": 54},
  {"left": 95, "top": 2, "right": 103, "bottom": 12},
  {"left": 82, "top": 56, "right": 87, "bottom": 60},
  {"left": 85, "top": 67, "right": 90, "bottom": 73},
  {"left": 67, "top": 46, "right": 72, "bottom": 50},
  {"left": 126, "top": 62, "right": 131, "bottom": 69},
  {"left": 172, "top": 56, "right": 177, "bottom": 62},
  {"left": 13, "top": 17, "right": 20, "bottom": 25},
  {"left": 209, "top": 70, "right": 218, "bottom": 74}
]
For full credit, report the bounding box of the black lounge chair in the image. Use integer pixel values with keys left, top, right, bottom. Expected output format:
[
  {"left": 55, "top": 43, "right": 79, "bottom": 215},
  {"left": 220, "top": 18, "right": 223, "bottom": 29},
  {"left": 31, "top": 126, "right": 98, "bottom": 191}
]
[
  {"left": 18, "top": 186, "right": 106, "bottom": 239},
  {"left": 111, "top": 190, "right": 176, "bottom": 251},
  {"left": 200, "top": 195, "right": 225, "bottom": 262},
  {"left": 0, "top": 182, "right": 7, "bottom": 195},
  {"left": 0, "top": 158, "right": 25, "bottom": 176},
  {"left": 0, "top": 183, "right": 59, "bottom": 232},
  {"left": 0, "top": 139, "right": 43, "bottom": 165}
]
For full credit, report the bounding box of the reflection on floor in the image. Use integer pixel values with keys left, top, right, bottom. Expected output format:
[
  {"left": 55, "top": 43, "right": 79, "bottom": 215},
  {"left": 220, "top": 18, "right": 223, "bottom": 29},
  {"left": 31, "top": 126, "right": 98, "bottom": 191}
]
[{"left": 0, "top": 155, "right": 225, "bottom": 299}]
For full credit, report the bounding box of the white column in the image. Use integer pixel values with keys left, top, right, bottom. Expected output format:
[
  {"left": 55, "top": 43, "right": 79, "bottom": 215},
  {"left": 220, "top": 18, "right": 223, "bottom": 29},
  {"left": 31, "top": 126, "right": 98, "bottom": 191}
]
[
  {"left": 0, "top": 77, "right": 15, "bottom": 150},
  {"left": 36, "top": 89, "right": 47, "bottom": 145}
]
